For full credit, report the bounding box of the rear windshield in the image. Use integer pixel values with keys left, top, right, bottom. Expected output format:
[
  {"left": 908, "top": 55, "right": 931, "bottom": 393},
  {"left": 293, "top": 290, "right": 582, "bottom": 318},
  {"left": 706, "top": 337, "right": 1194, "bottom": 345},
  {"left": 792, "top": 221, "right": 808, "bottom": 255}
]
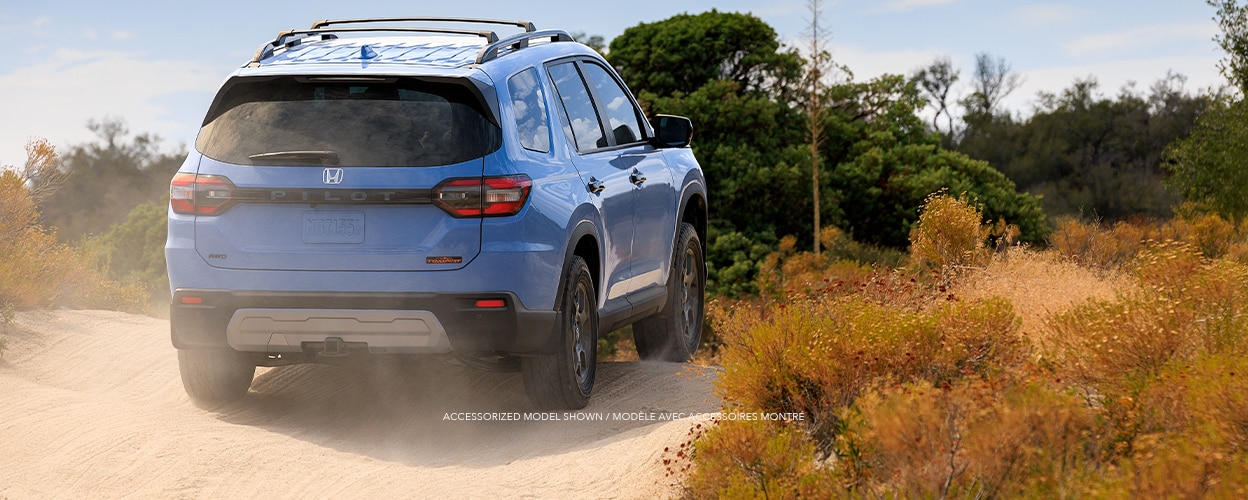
[{"left": 197, "top": 77, "right": 501, "bottom": 167}]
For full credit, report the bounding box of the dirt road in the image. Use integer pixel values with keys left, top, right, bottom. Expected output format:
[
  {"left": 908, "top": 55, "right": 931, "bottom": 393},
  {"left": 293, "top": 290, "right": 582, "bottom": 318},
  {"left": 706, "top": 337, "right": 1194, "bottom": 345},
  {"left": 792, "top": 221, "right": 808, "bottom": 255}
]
[{"left": 0, "top": 310, "right": 720, "bottom": 498}]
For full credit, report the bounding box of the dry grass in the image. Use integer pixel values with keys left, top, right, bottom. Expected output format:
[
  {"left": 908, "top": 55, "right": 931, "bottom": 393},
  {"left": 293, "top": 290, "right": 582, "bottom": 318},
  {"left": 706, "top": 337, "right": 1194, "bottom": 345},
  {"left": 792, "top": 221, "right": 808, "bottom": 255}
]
[
  {"left": 952, "top": 247, "right": 1132, "bottom": 343},
  {"left": 688, "top": 196, "right": 1248, "bottom": 498}
]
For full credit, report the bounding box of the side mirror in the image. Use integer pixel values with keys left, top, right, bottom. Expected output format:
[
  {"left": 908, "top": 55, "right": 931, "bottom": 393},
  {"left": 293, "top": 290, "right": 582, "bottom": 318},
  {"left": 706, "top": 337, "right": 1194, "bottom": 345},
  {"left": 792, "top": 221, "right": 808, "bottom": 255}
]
[{"left": 650, "top": 114, "right": 693, "bottom": 148}]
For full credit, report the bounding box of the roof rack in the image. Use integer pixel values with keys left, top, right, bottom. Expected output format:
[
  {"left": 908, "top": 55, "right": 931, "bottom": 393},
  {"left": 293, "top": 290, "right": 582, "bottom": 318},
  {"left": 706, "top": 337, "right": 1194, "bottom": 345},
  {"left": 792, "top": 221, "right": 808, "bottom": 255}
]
[
  {"left": 310, "top": 17, "right": 536, "bottom": 33},
  {"left": 475, "top": 30, "right": 574, "bottom": 64},
  {"left": 249, "top": 17, "right": 538, "bottom": 65}
]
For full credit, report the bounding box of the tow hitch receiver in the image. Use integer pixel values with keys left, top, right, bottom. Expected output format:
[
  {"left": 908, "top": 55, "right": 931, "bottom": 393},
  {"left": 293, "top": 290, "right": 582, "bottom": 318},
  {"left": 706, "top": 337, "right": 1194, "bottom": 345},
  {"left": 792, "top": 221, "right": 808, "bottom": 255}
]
[{"left": 320, "top": 337, "right": 348, "bottom": 357}]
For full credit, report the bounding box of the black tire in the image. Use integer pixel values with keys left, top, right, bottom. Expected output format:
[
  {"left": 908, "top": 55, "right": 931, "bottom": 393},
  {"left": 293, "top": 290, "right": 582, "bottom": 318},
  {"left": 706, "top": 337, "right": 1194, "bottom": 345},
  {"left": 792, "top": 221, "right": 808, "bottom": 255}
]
[
  {"left": 177, "top": 348, "right": 256, "bottom": 406},
  {"left": 522, "top": 256, "right": 597, "bottom": 410},
  {"left": 634, "top": 222, "right": 705, "bottom": 362}
]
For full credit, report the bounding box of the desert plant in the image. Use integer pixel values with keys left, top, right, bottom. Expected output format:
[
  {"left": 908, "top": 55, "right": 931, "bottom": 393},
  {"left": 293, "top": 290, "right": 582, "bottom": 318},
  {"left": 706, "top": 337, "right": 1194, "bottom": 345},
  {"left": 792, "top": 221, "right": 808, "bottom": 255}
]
[
  {"left": 907, "top": 193, "right": 991, "bottom": 277},
  {"left": 845, "top": 380, "right": 1099, "bottom": 498},
  {"left": 1048, "top": 216, "right": 1149, "bottom": 271},
  {"left": 1, "top": 140, "right": 149, "bottom": 312}
]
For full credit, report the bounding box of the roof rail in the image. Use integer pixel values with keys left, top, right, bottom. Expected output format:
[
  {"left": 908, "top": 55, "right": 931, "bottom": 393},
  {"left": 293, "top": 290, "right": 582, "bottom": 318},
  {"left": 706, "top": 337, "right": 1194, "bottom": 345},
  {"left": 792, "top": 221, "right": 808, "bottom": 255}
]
[
  {"left": 249, "top": 26, "right": 504, "bottom": 66},
  {"left": 475, "top": 30, "right": 574, "bottom": 64},
  {"left": 309, "top": 17, "right": 537, "bottom": 33},
  {"left": 247, "top": 17, "right": 549, "bottom": 67}
]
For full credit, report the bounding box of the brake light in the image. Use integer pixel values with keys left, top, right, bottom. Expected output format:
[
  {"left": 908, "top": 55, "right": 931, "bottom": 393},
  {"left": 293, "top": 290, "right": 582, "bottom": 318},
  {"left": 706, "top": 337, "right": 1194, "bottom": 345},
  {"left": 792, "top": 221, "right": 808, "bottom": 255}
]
[
  {"left": 475, "top": 299, "right": 507, "bottom": 309},
  {"left": 433, "top": 175, "right": 531, "bottom": 217},
  {"left": 170, "top": 173, "right": 236, "bottom": 215}
]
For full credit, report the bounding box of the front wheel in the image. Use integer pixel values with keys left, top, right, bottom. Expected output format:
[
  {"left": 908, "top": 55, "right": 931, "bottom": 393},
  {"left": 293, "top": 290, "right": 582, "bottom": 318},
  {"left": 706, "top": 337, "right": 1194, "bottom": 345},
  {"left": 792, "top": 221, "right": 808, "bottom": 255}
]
[
  {"left": 522, "top": 256, "right": 598, "bottom": 410},
  {"left": 634, "top": 222, "right": 705, "bottom": 362},
  {"left": 177, "top": 348, "right": 256, "bottom": 406}
]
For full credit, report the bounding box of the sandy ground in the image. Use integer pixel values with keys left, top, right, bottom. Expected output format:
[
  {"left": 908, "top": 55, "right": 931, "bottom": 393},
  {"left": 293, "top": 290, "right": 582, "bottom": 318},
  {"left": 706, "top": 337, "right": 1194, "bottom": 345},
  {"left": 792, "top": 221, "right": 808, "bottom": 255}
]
[{"left": 0, "top": 310, "right": 721, "bottom": 499}]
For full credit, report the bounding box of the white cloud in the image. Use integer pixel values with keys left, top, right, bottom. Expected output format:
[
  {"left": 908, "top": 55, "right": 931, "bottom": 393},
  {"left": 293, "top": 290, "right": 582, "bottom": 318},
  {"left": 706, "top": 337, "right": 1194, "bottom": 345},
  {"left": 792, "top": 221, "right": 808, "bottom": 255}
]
[
  {"left": 0, "top": 49, "right": 222, "bottom": 167},
  {"left": 877, "top": 0, "right": 960, "bottom": 13},
  {"left": 112, "top": 30, "right": 135, "bottom": 40},
  {"left": 830, "top": 44, "right": 951, "bottom": 81},
  {"left": 1065, "top": 23, "right": 1216, "bottom": 57},
  {"left": 1010, "top": 4, "right": 1080, "bottom": 26}
]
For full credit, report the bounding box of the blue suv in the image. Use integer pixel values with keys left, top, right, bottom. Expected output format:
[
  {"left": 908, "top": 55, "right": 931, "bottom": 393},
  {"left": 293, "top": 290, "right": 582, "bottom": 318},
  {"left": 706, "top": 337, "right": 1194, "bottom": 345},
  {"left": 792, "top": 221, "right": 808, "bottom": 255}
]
[{"left": 166, "top": 18, "right": 708, "bottom": 409}]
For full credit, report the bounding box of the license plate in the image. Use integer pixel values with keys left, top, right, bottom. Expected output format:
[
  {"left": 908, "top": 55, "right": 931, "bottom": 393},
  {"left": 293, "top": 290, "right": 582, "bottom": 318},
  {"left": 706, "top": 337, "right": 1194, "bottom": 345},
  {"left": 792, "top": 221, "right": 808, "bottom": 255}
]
[{"left": 302, "top": 211, "right": 365, "bottom": 244}]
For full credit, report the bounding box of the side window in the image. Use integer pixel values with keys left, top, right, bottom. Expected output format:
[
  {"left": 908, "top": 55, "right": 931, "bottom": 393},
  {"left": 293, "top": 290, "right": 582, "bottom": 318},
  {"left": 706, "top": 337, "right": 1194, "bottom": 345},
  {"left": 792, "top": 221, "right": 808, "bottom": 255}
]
[
  {"left": 581, "top": 63, "right": 645, "bottom": 145},
  {"left": 548, "top": 62, "right": 605, "bottom": 152},
  {"left": 507, "top": 68, "right": 550, "bottom": 153}
]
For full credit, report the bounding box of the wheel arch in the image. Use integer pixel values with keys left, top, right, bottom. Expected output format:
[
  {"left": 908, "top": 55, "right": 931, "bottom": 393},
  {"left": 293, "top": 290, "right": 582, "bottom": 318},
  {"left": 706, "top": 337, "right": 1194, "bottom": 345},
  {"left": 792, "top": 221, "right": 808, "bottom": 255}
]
[
  {"left": 679, "top": 190, "right": 708, "bottom": 255},
  {"left": 557, "top": 220, "right": 601, "bottom": 308}
]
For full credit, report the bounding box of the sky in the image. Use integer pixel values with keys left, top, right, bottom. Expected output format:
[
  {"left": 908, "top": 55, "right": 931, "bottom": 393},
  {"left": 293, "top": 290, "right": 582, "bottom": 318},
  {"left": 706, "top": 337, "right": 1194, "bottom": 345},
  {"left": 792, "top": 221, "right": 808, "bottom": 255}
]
[{"left": 0, "top": 0, "right": 1229, "bottom": 169}]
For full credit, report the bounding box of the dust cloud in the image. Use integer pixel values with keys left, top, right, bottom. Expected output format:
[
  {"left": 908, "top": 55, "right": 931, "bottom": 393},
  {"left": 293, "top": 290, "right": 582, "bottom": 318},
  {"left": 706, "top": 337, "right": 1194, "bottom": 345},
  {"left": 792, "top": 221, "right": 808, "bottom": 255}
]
[{"left": 0, "top": 310, "right": 720, "bottom": 498}]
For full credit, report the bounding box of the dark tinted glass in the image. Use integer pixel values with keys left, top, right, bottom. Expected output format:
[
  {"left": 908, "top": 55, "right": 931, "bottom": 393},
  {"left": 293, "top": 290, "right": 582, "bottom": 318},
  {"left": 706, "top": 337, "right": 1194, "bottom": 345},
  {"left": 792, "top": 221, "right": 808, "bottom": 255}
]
[{"left": 197, "top": 77, "right": 501, "bottom": 167}]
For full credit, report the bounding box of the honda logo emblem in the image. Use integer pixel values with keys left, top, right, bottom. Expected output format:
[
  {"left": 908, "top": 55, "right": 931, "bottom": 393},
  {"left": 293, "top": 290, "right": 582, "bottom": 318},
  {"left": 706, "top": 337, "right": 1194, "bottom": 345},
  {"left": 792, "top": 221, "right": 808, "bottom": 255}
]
[{"left": 323, "top": 168, "right": 344, "bottom": 185}]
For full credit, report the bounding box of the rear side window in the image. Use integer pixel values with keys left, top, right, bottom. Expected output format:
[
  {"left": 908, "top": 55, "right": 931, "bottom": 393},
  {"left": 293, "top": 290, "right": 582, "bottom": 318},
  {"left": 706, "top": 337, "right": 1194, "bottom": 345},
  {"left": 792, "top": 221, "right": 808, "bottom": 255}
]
[
  {"left": 197, "top": 77, "right": 501, "bottom": 167},
  {"left": 508, "top": 68, "right": 551, "bottom": 153}
]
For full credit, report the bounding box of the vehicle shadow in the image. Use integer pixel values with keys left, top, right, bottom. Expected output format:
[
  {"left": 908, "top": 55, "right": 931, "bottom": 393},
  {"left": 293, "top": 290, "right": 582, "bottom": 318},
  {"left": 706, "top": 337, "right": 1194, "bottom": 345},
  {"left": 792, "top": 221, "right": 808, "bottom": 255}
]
[{"left": 206, "top": 357, "right": 721, "bottom": 468}]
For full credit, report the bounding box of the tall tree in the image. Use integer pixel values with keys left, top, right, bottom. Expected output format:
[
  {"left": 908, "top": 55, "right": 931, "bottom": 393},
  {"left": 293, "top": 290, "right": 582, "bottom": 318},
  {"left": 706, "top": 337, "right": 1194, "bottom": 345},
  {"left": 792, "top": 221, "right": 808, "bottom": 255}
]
[
  {"left": 912, "top": 56, "right": 961, "bottom": 142},
  {"left": 609, "top": 11, "right": 1050, "bottom": 291},
  {"left": 804, "top": 0, "right": 833, "bottom": 256},
  {"left": 956, "top": 74, "right": 1207, "bottom": 220},
  {"left": 1161, "top": 2, "right": 1248, "bottom": 221},
  {"left": 963, "top": 52, "right": 1022, "bottom": 118},
  {"left": 1165, "top": 96, "right": 1248, "bottom": 220},
  {"left": 607, "top": 10, "right": 803, "bottom": 100}
]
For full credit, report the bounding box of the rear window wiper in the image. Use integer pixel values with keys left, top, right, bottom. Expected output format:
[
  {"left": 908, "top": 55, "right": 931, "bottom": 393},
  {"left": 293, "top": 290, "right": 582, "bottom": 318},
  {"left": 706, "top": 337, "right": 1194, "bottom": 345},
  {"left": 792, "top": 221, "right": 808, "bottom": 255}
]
[{"left": 248, "top": 151, "right": 340, "bottom": 166}]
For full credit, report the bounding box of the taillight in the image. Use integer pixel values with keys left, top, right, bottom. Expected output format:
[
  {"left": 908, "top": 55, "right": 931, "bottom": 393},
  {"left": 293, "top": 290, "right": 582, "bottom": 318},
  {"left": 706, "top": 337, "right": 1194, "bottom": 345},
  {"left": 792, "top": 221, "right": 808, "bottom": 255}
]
[
  {"left": 169, "top": 173, "right": 236, "bottom": 215},
  {"left": 433, "top": 175, "right": 531, "bottom": 217}
]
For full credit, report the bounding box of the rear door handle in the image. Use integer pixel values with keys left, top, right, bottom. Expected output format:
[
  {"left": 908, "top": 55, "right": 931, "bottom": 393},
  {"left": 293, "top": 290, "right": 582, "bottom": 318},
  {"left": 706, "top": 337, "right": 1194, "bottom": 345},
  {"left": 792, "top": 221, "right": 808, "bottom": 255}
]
[
  {"left": 630, "top": 168, "right": 647, "bottom": 185},
  {"left": 587, "top": 177, "right": 605, "bottom": 194}
]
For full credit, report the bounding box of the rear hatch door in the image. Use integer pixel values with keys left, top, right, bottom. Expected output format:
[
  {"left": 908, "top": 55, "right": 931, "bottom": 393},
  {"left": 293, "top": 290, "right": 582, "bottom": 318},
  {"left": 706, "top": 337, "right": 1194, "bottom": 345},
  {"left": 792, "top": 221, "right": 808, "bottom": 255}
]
[{"left": 188, "top": 75, "right": 500, "bottom": 272}]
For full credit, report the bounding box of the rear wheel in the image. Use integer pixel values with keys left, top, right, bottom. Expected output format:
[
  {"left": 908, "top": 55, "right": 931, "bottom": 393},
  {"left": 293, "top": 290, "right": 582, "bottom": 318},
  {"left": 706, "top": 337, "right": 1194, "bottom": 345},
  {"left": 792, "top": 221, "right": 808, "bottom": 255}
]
[
  {"left": 177, "top": 348, "right": 256, "bottom": 406},
  {"left": 523, "top": 256, "right": 597, "bottom": 410},
  {"left": 634, "top": 223, "right": 704, "bottom": 362}
]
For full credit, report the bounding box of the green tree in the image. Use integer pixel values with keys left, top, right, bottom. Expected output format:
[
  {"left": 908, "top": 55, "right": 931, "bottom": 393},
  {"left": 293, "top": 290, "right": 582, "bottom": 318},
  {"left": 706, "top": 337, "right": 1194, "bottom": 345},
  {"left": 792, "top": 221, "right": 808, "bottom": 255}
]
[
  {"left": 88, "top": 201, "right": 170, "bottom": 299},
  {"left": 1165, "top": 95, "right": 1248, "bottom": 220},
  {"left": 831, "top": 143, "right": 1046, "bottom": 248},
  {"left": 608, "top": 10, "right": 803, "bottom": 100},
  {"left": 609, "top": 11, "right": 1049, "bottom": 292},
  {"left": 1163, "top": 1, "right": 1248, "bottom": 221},
  {"left": 959, "top": 75, "right": 1206, "bottom": 220}
]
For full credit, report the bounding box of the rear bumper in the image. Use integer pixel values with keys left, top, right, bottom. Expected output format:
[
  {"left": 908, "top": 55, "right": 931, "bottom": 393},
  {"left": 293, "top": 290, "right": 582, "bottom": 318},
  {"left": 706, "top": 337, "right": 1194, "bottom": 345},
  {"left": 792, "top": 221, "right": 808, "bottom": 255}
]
[{"left": 170, "top": 289, "right": 559, "bottom": 356}]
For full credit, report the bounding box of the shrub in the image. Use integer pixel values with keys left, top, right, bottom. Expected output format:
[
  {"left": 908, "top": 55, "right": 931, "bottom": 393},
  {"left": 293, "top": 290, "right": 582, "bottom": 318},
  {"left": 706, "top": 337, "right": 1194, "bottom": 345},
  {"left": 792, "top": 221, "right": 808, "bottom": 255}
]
[
  {"left": 697, "top": 224, "right": 1248, "bottom": 496},
  {"left": 707, "top": 227, "right": 776, "bottom": 297},
  {"left": 907, "top": 193, "right": 991, "bottom": 277},
  {"left": 711, "top": 294, "right": 1023, "bottom": 459},
  {"left": 846, "top": 381, "right": 1098, "bottom": 498},
  {"left": 1188, "top": 212, "right": 1238, "bottom": 259},
  {"left": 85, "top": 200, "right": 169, "bottom": 300},
  {"left": 685, "top": 418, "right": 835, "bottom": 499},
  {"left": 753, "top": 234, "right": 878, "bottom": 301},
  {"left": 1049, "top": 216, "right": 1147, "bottom": 271},
  {"left": 1, "top": 141, "right": 149, "bottom": 312},
  {"left": 1046, "top": 241, "right": 1248, "bottom": 385}
]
